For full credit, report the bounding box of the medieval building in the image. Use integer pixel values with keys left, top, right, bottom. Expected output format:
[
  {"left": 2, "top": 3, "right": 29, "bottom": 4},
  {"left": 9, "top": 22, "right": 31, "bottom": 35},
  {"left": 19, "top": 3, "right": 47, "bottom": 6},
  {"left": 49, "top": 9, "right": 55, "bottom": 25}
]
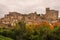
[
  {"left": 45, "top": 8, "right": 58, "bottom": 20},
  {"left": 0, "top": 8, "right": 59, "bottom": 27}
]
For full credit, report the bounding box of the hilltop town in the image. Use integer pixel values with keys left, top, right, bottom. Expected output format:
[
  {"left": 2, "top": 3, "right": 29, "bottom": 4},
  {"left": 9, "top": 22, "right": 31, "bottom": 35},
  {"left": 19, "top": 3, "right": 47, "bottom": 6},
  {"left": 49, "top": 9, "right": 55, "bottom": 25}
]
[{"left": 0, "top": 8, "right": 59, "bottom": 29}]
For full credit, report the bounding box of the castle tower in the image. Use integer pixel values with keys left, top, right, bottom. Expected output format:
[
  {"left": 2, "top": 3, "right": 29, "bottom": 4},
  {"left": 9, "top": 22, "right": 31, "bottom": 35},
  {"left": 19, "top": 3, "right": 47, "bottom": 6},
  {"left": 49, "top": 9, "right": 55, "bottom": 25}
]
[
  {"left": 46, "top": 8, "right": 50, "bottom": 11},
  {"left": 45, "top": 8, "right": 58, "bottom": 21}
]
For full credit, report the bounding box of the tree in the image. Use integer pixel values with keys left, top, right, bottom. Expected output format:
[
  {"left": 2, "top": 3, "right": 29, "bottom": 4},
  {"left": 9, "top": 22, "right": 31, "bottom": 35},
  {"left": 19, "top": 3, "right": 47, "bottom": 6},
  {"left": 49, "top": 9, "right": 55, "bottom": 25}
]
[
  {"left": 47, "top": 26, "right": 60, "bottom": 40},
  {"left": 0, "top": 27, "right": 16, "bottom": 40},
  {"left": 14, "top": 18, "right": 27, "bottom": 40},
  {"left": 25, "top": 25, "right": 51, "bottom": 40},
  {"left": 0, "top": 35, "right": 13, "bottom": 40}
]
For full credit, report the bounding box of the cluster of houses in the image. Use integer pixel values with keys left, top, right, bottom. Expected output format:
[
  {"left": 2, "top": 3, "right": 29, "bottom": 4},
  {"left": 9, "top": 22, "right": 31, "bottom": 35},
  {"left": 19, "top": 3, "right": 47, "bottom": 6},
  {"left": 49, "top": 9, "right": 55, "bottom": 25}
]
[{"left": 0, "top": 8, "right": 59, "bottom": 29}]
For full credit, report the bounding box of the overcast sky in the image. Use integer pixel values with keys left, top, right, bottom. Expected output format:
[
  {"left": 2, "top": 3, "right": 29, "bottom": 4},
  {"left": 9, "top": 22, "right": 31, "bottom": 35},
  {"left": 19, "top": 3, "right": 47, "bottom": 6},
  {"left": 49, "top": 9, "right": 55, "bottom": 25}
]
[{"left": 0, "top": 0, "right": 60, "bottom": 17}]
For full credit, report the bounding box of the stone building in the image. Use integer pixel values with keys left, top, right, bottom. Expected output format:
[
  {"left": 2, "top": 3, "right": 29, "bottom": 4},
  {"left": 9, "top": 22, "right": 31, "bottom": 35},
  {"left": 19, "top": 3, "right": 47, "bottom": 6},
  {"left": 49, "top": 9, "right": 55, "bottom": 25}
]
[
  {"left": 25, "top": 12, "right": 41, "bottom": 25},
  {"left": 45, "top": 8, "right": 58, "bottom": 21},
  {"left": 0, "top": 8, "right": 59, "bottom": 28}
]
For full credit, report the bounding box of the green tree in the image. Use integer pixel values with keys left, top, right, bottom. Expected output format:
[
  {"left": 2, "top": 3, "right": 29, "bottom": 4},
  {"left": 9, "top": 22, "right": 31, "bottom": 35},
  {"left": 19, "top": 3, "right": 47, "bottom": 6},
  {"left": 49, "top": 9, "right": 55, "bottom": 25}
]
[
  {"left": 15, "top": 19, "right": 27, "bottom": 40},
  {"left": 0, "top": 35, "right": 13, "bottom": 40},
  {"left": 47, "top": 26, "right": 60, "bottom": 40},
  {"left": 24, "top": 26, "right": 51, "bottom": 40},
  {"left": 0, "top": 28, "right": 16, "bottom": 40}
]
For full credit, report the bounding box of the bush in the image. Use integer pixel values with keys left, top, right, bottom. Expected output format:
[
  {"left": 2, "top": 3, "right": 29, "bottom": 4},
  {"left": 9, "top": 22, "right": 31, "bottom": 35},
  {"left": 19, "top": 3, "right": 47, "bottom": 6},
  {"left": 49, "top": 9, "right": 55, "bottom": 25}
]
[
  {"left": 47, "top": 26, "right": 60, "bottom": 40},
  {"left": 0, "top": 35, "right": 13, "bottom": 40}
]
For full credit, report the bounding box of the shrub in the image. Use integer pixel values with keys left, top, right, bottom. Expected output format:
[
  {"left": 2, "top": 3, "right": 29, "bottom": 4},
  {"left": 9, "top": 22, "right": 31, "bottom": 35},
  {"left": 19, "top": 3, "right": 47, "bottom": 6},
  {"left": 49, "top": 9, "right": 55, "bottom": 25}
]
[{"left": 0, "top": 35, "right": 13, "bottom": 40}]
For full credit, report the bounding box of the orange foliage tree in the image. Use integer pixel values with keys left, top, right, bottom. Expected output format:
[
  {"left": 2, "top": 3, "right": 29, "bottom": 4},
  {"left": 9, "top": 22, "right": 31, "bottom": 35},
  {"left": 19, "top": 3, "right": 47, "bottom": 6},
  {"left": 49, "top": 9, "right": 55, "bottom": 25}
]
[
  {"left": 39, "top": 21, "right": 54, "bottom": 30},
  {"left": 25, "top": 21, "right": 54, "bottom": 33},
  {"left": 53, "top": 22, "right": 60, "bottom": 28}
]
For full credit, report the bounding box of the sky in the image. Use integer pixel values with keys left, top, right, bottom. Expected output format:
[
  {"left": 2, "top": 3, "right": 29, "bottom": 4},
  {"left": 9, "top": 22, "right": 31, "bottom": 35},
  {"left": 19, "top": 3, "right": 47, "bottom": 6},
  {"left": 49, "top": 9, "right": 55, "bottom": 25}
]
[{"left": 0, "top": 0, "right": 60, "bottom": 18}]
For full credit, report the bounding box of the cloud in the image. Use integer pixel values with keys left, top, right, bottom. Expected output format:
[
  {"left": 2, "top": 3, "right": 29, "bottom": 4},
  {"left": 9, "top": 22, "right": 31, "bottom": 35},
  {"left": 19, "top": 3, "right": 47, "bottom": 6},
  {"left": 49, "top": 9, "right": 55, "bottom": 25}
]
[
  {"left": 0, "top": 4, "right": 9, "bottom": 18},
  {"left": 0, "top": 0, "right": 60, "bottom": 17}
]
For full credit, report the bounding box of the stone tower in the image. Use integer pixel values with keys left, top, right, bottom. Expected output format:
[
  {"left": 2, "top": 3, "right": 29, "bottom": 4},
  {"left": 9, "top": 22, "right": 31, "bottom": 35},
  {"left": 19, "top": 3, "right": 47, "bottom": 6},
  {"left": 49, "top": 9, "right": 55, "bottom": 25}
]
[{"left": 45, "top": 8, "right": 58, "bottom": 21}]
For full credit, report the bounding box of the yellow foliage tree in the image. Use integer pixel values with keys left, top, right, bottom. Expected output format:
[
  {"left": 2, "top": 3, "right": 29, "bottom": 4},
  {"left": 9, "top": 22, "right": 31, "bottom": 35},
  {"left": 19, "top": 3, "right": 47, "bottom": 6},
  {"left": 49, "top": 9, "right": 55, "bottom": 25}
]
[{"left": 39, "top": 21, "right": 54, "bottom": 30}]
